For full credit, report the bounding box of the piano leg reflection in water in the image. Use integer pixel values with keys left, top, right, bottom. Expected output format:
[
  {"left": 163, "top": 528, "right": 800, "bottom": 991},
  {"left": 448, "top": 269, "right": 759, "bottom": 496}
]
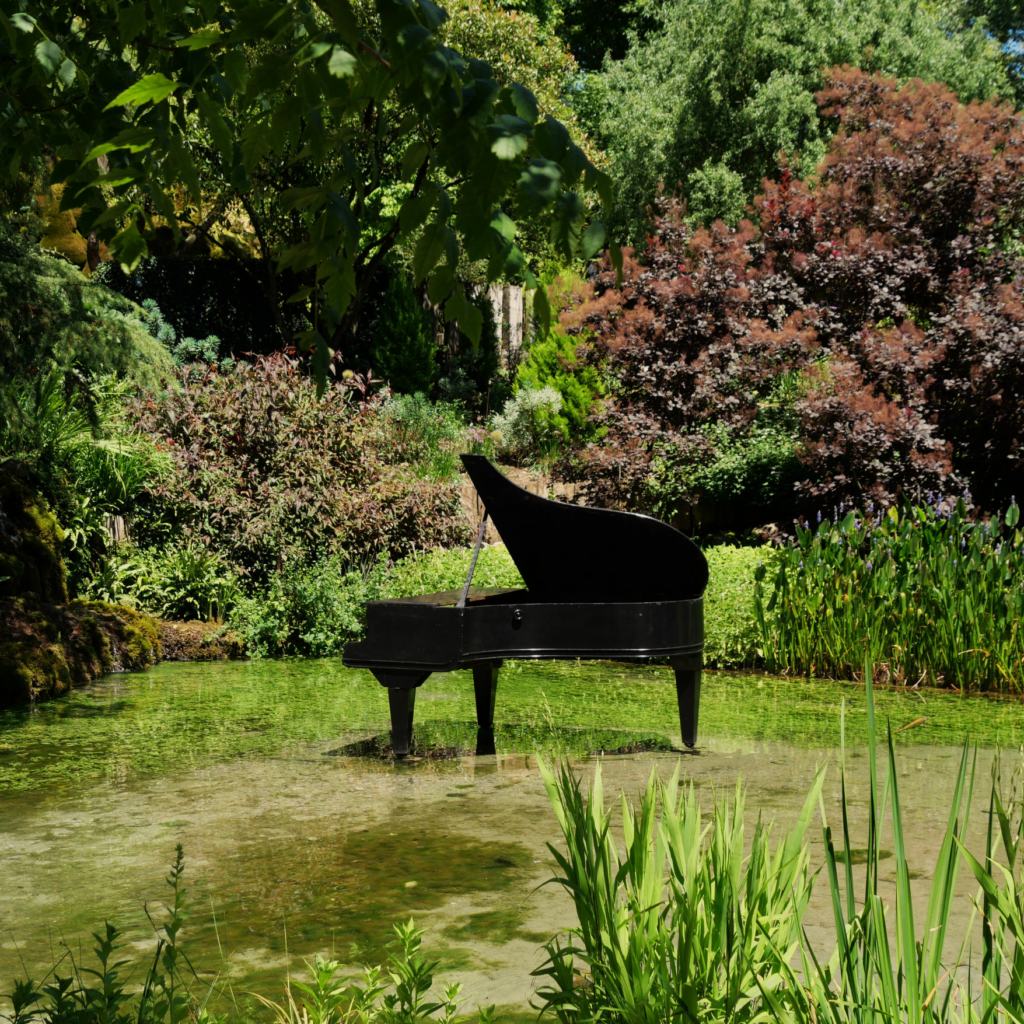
[{"left": 373, "top": 655, "right": 701, "bottom": 759}]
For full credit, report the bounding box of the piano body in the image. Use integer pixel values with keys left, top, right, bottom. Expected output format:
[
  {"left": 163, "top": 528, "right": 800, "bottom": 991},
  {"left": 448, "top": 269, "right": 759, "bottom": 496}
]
[{"left": 343, "top": 455, "right": 708, "bottom": 757}]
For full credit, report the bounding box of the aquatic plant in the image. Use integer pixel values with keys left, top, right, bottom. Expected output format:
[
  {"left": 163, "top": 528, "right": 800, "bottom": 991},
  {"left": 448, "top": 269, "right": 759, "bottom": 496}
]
[
  {"left": 534, "top": 662, "right": 1006, "bottom": 1024},
  {"left": 3, "top": 845, "right": 203, "bottom": 1024},
  {"left": 755, "top": 497, "right": 1024, "bottom": 689},
  {"left": 254, "top": 921, "right": 485, "bottom": 1024},
  {"left": 775, "top": 668, "right": 979, "bottom": 1024},
  {"left": 534, "top": 757, "right": 825, "bottom": 1024}
]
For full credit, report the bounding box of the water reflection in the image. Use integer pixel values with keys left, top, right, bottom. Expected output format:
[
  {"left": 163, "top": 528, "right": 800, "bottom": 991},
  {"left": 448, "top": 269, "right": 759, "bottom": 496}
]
[{"left": 0, "top": 659, "right": 1022, "bottom": 1013}]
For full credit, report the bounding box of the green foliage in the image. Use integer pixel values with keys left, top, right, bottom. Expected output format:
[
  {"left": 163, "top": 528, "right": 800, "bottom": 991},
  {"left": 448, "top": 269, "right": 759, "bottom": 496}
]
[
  {"left": 537, "top": 682, "right": 1006, "bottom": 1024},
  {"left": 3, "top": 850, "right": 483, "bottom": 1024},
  {"left": 0, "top": 233, "right": 174, "bottom": 392},
  {"left": 384, "top": 544, "right": 524, "bottom": 597},
  {"left": 755, "top": 498, "right": 1024, "bottom": 689},
  {"left": 490, "top": 386, "right": 566, "bottom": 462},
  {"left": 775, "top": 673, "right": 979, "bottom": 1024},
  {"left": 127, "top": 355, "right": 472, "bottom": 586},
  {"left": 590, "top": 0, "right": 1014, "bottom": 241},
  {"left": 131, "top": 299, "right": 225, "bottom": 368},
  {"left": 94, "top": 258, "right": 289, "bottom": 356},
  {"left": 703, "top": 544, "right": 779, "bottom": 669},
  {"left": 228, "top": 543, "right": 523, "bottom": 657},
  {"left": 3, "top": 844, "right": 196, "bottom": 1024},
  {"left": 85, "top": 543, "right": 240, "bottom": 623},
  {"left": 684, "top": 160, "right": 748, "bottom": 228},
  {"left": 514, "top": 329, "right": 606, "bottom": 448},
  {"left": 648, "top": 425, "right": 802, "bottom": 524},
  {"left": 0, "top": 0, "right": 613, "bottom": 386},
  {"left": 435, "top": 290, "right": 507, "bottom": 414},
  {"left": 350, "top": 270, "right": 436, "bottom": 395},
  {"left": 255, "top": 920, "right": 473, "bottom": 1024},
  {"left": 0, "top": 467, "right": 68, "bottom": 605},
  {"left": 230, "top": 552, "right": 390, "bottom": 657},
  {"left": 372, "top": 393, "right": 472, "bottom": 482},
  {"left": 0, "top": 371, "right": 170, "bottom": 595},
  {"left": 535, "top": 757, "right": 825, "bottom": 1024}
]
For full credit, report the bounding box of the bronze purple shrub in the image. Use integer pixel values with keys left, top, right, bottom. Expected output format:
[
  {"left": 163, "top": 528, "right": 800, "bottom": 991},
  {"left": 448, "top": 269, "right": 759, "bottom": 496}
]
[
  {"left": 128, "top": 354, "right": 471, "bottom": 587},
  {"left": 560, "top": 68, "right": 1024, "bottom": 516}
]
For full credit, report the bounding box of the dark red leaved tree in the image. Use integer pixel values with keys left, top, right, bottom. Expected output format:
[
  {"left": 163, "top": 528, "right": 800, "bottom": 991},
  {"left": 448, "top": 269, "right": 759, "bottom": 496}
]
[{"left": 561, "top": 68, "right": 1024, "bottom": 516}]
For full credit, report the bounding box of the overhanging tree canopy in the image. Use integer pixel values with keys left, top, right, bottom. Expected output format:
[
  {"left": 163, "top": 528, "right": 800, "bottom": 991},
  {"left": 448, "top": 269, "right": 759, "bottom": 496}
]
[{"left": 1, "top": 0, "right": 616, "bottom": 381}]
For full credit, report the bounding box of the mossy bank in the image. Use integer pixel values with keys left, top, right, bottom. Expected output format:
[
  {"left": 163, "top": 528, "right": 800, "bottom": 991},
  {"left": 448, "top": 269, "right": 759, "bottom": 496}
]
[{"left": 0, "top": 465, "right": 237, "bottom": 704}]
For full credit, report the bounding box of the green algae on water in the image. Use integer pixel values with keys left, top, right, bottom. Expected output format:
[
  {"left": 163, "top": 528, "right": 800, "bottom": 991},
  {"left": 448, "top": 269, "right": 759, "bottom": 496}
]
[{"left": 2, "top": 658, "right": 1024, "bottom": 794}]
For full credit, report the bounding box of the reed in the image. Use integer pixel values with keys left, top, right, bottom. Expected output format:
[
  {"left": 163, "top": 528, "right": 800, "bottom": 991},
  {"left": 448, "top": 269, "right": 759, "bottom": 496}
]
[
  {"left": 533, "top": 758, "right": 825, "bottom": 1024},
  {"left": 775, "top": 663, "right": 980, "bottom": 1024},
  {"left": 534, "top": 662, "right": 1009, "bottom": 1024},
  {"left": 754, "top": 497, "right": 1024, "bottom": 690}
]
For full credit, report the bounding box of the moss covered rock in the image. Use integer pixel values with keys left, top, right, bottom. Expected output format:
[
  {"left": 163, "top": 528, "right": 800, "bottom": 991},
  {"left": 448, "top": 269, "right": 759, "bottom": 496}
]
[
  {"left": 0, "top": 598, "right": 161, "bottom": 704},
  {"left": 159, "top": 620, "right": 244, "bottom": 661},
  {"left": 0, "top": 466, "right": 68, "bottom": 604},
  {"left": 0, "top": 465, "right": 165, "bottom": 703}
]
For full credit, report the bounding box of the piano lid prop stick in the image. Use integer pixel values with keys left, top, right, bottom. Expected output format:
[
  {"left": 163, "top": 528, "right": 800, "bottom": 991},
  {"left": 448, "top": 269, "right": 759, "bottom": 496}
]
[{"left": 457, "top": 510, "right": 489, "bottom": 609}]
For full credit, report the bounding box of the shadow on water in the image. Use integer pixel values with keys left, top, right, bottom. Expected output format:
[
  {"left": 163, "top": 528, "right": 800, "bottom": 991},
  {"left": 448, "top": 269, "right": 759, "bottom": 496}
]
[{"left": 326, "top": 721, "right": 676, "bottom": 761}]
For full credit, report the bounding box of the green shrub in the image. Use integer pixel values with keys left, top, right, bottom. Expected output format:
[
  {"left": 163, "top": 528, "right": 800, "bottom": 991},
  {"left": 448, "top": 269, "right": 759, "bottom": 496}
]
[
  {"left": 384, "top": 544, "right": 524, "bottom": 598},
  {"left": 372, "top": 393, "right": 470, "bottom": 482},
  {"left": 84, "top": 542, "right": 240, "bottom": 622},
  {"left": 648, "top": 424, "right": 803, "bottom": 526},
  {"left": 230, "top": 552, "right": 390, "bottom": 657},
  {"left": 490, "top": 385, "right": 566, "bottom": 463},
  {"left": 703, "top": 544, "right": 779, "bottom": 669},
  {"left": 0, "top": 232, "right": 173, "bottom": 392},
  {"left": 348, "top": 268, "right": 436, "bottom": 395},
  {"left": 514, "top": 328, "right": 606, "bottom": 448},
  {"left": 128, "top": 354, "right": 472, "bottom": 585}
]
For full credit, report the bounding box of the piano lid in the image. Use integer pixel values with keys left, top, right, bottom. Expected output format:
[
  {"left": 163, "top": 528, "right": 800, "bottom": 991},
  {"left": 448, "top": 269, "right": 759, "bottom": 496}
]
[{"left": 461, "top": 455, "right": 709, "bottom": 602}]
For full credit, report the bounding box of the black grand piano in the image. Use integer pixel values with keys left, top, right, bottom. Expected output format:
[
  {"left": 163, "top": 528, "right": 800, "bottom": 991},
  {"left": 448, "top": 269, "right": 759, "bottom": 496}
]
[{"left": 343, "top": 455, "right": 708, "bottom": 757}]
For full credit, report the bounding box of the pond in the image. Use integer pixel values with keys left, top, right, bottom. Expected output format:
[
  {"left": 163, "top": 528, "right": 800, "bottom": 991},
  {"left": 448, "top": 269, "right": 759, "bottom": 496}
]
[{"left": 1, "top": 658, "right": 1022, "bottom": 1018}]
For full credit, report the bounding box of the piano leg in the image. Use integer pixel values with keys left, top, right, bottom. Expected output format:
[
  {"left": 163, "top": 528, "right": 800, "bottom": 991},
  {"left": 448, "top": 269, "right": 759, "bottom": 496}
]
[
  {"left": 372, "top": 670, "right": 430, "bottom": 758},
  {"left": 388, "top": 687, "right": 417, "bottom": 758},
  {"left": 670, "top": 655, "right": 702, "bottom": 748},
  {"left": 473, "top": 661, "right": 501, "bottom": 757},
  {"left": 473, "top": 660, "right": 501, "bottom": 729}
]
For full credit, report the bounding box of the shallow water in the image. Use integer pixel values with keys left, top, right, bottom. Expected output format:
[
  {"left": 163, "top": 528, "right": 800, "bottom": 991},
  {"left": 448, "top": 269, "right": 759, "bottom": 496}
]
[{"left": 1, "top": 659, "right": 1021, "bottom": 1017}]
